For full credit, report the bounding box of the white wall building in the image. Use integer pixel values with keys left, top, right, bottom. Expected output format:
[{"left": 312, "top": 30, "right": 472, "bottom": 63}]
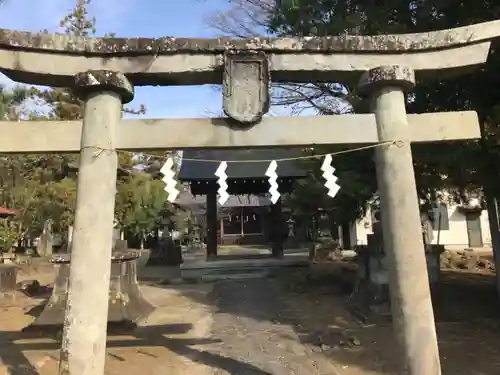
[{"left": 350, "top": 201, "right": 491, "bottom": 250}]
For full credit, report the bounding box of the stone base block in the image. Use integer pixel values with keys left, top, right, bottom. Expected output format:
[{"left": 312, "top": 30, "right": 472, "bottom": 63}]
[
  {"left": 346, "top": 281, "right": 392, "bottom": 324},
  {"left": 25, "top": 252, "right": 154, "bottom": 331}
]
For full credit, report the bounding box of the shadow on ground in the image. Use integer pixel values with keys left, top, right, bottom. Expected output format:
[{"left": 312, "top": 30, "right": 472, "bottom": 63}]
[
  {"left": 6, "top": 257, "right": 500, "bottom": 375},
  {"left": 151, "top": 263, "right": 500, "bottom": 375},
  {"left": 0, "top": 322, "right": 271, "bottom": 375}
]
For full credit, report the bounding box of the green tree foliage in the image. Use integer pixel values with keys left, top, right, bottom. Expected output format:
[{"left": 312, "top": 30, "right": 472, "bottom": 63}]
[
  {"left": 115, "top": 173, "right": 168, "bottom": 248},
  {"left": 0, "top": 0, "right": 99, "bottom": 248},
  {"left": 0, "top": 0, "right": 154, "bottom": 251},
  {"left": 211, "top": 0, "right": 499, "bottom": 228},
  {"left": 1, "top": 178, "right": 77, "bottom": 249},
  {"left": 170, "top": 209, "right": 196, "bottom": 241},
  {"left": 282, "top": 146, "right": 376, "bottom": 226},
  {"left": 269, "top": 0, "right": 500, "bottom": 200},
  {"left": 0, "top": 220, "right": 18, "bottom": 251}
]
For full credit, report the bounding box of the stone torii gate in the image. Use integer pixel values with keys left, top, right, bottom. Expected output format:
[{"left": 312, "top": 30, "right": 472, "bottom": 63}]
[{"left": 1, "top": 20, "right": 500, "bottom": 375}]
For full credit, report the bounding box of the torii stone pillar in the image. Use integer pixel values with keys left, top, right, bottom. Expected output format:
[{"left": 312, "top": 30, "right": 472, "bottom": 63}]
[
  {"left": 359, "top": 66, "right": 440, "bottom": 375},
  {"left": 58, "top": 71, "right": 134, "bottom": 375}
]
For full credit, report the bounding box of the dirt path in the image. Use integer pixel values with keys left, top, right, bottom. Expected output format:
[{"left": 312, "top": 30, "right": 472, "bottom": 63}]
[
  {"left": 2, "top": 262, "right": 500, "bottom": 375},
  {"left": 0, "top": 274, "right": 338, "bottom": 375},
  {"left": 279, "top": 268, "right": 500, "bottom": 375},
  {"left": 206, "top": 278, "right": 340, "bottom": 375},
  {"left": 0, "top": 283, "right": 218, "bottom": 375}
]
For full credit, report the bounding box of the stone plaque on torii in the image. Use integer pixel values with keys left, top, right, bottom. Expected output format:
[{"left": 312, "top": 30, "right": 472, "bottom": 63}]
[{"left": 1, "top": 20, "right": 500, "bottom": 375}]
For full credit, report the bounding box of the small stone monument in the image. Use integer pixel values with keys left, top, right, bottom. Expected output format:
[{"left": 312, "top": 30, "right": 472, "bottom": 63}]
[
  {"left": 421, "top": 212, "right": 442, "bottom": 284},
  {"left": 349, "top": 210, "right": 442, "bottom": 322},
  {"left": 37, "top": 219, "right": 54, "bottom": 256},
  {"left": 0, "top": 263, "right": 18, "bottom": 300},
  {"left": 347, "top": 211, "right": 392, "bottom": 323},
  {"left": 112, "top": 227, "right": 127, "bottom": 252}
]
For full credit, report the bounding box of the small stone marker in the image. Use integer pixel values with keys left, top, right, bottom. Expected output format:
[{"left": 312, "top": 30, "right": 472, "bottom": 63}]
[{"left": 0, "top": 263, "right": 18, "bottom": 299}]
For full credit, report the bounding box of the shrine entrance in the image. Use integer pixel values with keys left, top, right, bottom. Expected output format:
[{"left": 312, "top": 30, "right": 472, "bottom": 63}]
[
  {"left": 178, "top": 149, "right": 306, "bottom": 259},
  {"left": 0, "top": 19, "right": 499, "bottom": 375},
  {"left": 220, "top": 202, "right": 265, "bottom": 245}
]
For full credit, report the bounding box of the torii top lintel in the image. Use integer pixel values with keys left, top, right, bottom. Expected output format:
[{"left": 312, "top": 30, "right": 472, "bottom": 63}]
[{"left": 1, "top": 20, "right": 500, "bottom": 87}]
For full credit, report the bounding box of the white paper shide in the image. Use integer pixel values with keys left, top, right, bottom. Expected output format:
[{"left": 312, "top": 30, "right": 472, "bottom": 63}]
[
  {"left": 215, "top": 161, "right": 229, "bottom": 205},
  {"left": 160, "top": 157, "right": 180, "bottom": 202},
  {"left": 265, "top": 160, "right": 280, "bottom": 204},
  {"left": 321, "top": 154, "right": 340, "bottom": 198}
]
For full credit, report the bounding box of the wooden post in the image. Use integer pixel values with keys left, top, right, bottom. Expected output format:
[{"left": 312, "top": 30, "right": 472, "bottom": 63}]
[
  {"left": 359, "top": 66, "right": 441, "bottom": 375},
  {"left": 206, "top": 183, "right": 218, "bottom": 260},
  {"left": 271, "top": 199, "right": 284, "bottom": 258},
  {"left": 58, "top": 70, "right": 134, "bottom": 375},
  {"left": 219, "top": 215, "right": 225, "bottom": 244}
]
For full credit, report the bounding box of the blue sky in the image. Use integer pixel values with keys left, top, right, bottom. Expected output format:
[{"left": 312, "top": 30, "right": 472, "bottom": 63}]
[{"left": 0, "top": 0, "right": 241, "bottom": 118}]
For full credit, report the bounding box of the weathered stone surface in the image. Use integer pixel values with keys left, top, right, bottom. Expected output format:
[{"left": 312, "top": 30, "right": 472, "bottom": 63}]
[
  {"left": 358, "top": 65, "right": 415, "bottom": 95},
  {"left": 59, "top": 87, "right": 122, "bottom": 375},
  {"left": 25, "top": 253, "right": 154, "bottom": 329},
  {"left": 366, "top": 64, "right": 441, "bottom": 374},
  {"left": 0, "top": 111, "right": 480, "bottom": 153},
  {"left": 1, "top": 20, "right": 500, "bottom": 54},
  {"left": 223, "top": 51, "right": 270, "bottom": 124},
  {"left": 440, "top": 249, "right": 495, "bottom": 271},
  {"left": 73, "top": 70, "right": 134, "bottom": 103},
  {"left": 0, "top": 22, "right": 497, "bottom": 86}
]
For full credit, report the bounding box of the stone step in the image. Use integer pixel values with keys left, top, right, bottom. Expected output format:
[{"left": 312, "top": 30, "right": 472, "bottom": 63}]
[
  {"left": 199, "top": 267, "right": 269, "bottom": 275},
  {"left": 181, "top": 257, "right": 309, "bottom": 271},
  {"left": 182, "top": 265, "right": 271, "bottom": 280},
  {"left": 201, "top": 272, "right": 269, "bottom": 282},
  {"left": 181, "top": 257, "right": 309, "bottom": 282}
]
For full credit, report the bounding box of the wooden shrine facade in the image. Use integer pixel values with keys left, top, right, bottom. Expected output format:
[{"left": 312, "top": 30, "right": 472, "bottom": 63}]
[
  {"left": 219, "top": 196, "right": 268, "bottom": 245},
  {"left": 178, "top": 149, "right": 306, "bottom": 257},
  {"left": 175, "top": 189, "right": 280, "bottom": 246}
]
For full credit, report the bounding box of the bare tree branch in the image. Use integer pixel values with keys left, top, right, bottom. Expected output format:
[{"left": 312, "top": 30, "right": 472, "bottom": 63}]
[
  {"left": 206, "top": 0, "right": 350, "bottom": 116},
  {"left": 206, "top": 0, "right": 276, "bottom": 37}
]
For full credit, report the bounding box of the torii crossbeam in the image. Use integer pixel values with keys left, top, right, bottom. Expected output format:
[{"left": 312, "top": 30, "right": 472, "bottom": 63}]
[{"left": 0, "top": 111, "right": 479, "bottom": 153}]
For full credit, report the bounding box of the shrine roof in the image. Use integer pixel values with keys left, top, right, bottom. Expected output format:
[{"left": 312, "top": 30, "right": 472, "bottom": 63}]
[
  {"left": 178, "top": 149, "right": 306, "bottom": 181},
  {"left": 175, "top": 187, "right": 272, "bottom": 209},
  {"left": 0, "top": 207, "right": 16, "bottom": 217}
]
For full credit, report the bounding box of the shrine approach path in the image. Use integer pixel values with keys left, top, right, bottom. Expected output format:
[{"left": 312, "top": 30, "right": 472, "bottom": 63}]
[{"left": 204, "top": 277, "right": 341, "bottom": 375}]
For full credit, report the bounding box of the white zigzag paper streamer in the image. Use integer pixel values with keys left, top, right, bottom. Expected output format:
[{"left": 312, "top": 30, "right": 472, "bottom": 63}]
[
  {"left": 265, "top": 160, "right": 280, "bottom": 204},
  {"left": 215, "top": 161, "right": 229, "bottom": 205},
  {"left": 321, "top": 154, "right": 340, "bottom": 198},
  {"left": 160, "top": 158, "right": 179, "bottom": 203}
]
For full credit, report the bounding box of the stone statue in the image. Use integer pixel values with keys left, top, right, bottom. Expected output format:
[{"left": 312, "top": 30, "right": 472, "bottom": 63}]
[
  {"left": 420, "top": 213, "right": 434, "bottom": 253},
  {"left": 286, "top": 216, "right": 296, "bottom": 237}
]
